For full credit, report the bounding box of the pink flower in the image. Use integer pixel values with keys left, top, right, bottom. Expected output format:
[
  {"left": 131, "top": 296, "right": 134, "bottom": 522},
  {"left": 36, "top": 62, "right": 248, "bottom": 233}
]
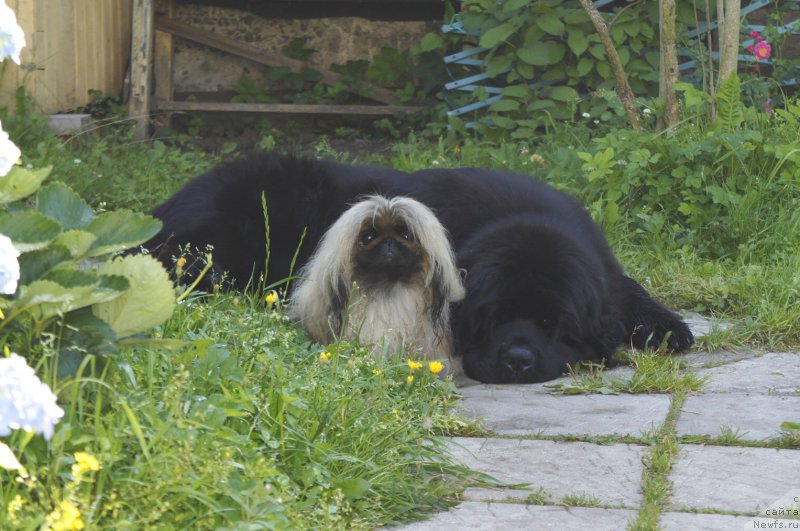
[
  {"left": 752, "top": 41, "right": 771, "bottom": 61},
  {"left": 750, "top": 30, "right": 761, "bottom": 39}
]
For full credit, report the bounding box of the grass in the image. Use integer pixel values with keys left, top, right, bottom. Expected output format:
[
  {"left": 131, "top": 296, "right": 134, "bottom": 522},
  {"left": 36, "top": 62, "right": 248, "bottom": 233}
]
[
  {"left": 546, "top": 352, "right": 707, "bottom": 395},
  {"left": 3, "top": 94, "right": 800, "bottom": 527},
  {"left": 4, "top": 290, "right": 490, "bottom": 528}
]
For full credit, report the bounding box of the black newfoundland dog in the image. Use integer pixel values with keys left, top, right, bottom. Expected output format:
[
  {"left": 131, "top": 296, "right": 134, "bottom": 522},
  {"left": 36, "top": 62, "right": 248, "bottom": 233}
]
[{"left": 145, "top": 153, "right": 693, "bottom": 383}]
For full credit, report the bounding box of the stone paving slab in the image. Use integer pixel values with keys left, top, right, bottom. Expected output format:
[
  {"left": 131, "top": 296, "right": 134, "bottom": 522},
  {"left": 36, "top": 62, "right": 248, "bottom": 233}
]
[
  {"left": 691, "top": 351, "right": 800, "bottom": 395},
  {"left": 398, "top": 502, "right": 637, "bottom": 530},
  {"left": 683, "top": 311, "right": 731, "bottom": 337},
  {"left": 676, "top": 394, "right": 800, "bottom": 440},
  {"left": 669, "top": 445, "right": 800, "bottom": 513},
  {"left": 680, "top": 349, "right": 764, "bottom": 369},
  {"left": 447, "top": 437, "right": 645, "bottom": 506},
  {"left": 660, "top": 511, "right": 756, "bottom": 530},
  {"left": 458, "top": 386, "right": 670, "bottom": 437}
]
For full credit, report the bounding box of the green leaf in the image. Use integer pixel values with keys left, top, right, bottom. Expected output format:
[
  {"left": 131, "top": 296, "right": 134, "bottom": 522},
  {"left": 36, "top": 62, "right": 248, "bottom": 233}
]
[
  {"left": 517, "top": 41, "right": 565, "bottom": 66},
  {"left": 589, "top": 44, "right": 606, "bottom": 60},
  {"left": 85, "top": 210, "right": 162, "bottom": 257},
  {"left": 536, "top": 14, "right": 564, "bottom": 36},
  {"left": 17, "top": 245, "right": 73, "bottom": 285},
  {"left": 487, "top": 115, "right": 516, "bottom": 129},
  {"left": 549, "top": 86, "right": 579, "bottom": 102},
  {"left": 418, "top": 32, "right": 443, "bottom": 53},
  {"left": 0, "top": 210, "right": 62, "bottom": 252},
  {"left": 596, "top": 61, "right": 611, "bottom": 78},
  {"left": 486, "top": 54, "right": 513, "bottom": 77},
  {"left": 93, "top": 254, "right": 176, "bottom": 337},
  {"left": 16, "top": 279, "right": 99, "bottom": 320},
  {"left": 479, "top": 22, "right": 520, "bottom": 48},
  {"left": 53, "top": 230, "right": 98, "bottom": 258},
  {"left": 502, "top": 0, "right": 531, "bottom": 13},
  {"left": 713, "top": 73, "right": 744, "bottom": 132},
  {"left": 527, "top": 99, "right": 555, "bottom": 111},
  {"left": 37, "top": 182, "right": 95, "bottom": 230},
  {"left": 44, "top": 269, "right": 128, "bottom": 307},
  {"left": 567, "top": 29, "right": 589, "bottom": 56},
  {"left": 0, "top": 166, "right": 51, "bottom": 204},
  {"left": 780, "top": 421, "right": 800, "bottom": 431},
  {"left": 490, "top": 99, "right": 521, "bottom": 112},
  {"left": 577, "top": 57, "right": 593, "bottom": 76},
  {"left": 563, "top": 10, "right": 588, "bottom": 24},
  {"left": 502, "top": 85, "right": 529, "bottom": 98},
  {"left": 334, "top": 478, "right": 372, "bottom": 501}
]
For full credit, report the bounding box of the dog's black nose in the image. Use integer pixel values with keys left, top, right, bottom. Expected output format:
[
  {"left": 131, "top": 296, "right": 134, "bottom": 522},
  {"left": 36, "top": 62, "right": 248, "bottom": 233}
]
[{"left": 502, "top": 345, "right": 536, "bottom": 374}]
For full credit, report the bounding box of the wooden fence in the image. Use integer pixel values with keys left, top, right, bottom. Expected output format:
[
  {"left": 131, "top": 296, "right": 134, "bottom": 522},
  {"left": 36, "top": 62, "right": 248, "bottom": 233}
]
[{"left": 0, "top": 0, "right": 133, "bottom": 114}]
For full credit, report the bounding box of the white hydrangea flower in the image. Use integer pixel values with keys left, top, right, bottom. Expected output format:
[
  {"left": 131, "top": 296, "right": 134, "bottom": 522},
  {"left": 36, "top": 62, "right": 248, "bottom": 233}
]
[
  {"left": 0, "top": 1, "right": 25, "bottom": 65},
  {"left": 0, "top": 122, "right": 21, "bottom": 176},
  {"left": 0, "top": 233, "right": 19, "bottom": 295},
  {"left": 0, "top": 353, "right": 65, "bottom": 440}
]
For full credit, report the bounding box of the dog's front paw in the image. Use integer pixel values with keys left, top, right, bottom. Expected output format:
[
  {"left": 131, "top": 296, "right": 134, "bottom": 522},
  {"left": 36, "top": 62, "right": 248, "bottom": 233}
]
[{"left": 632, "top": 315, "right": 695, "bottom": 352}]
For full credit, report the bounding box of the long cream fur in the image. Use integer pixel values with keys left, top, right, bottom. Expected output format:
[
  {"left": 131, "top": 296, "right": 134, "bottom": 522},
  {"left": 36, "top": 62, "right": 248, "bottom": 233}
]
[{"left": 288, "top": 195, "right": 465, "bottom": 361}]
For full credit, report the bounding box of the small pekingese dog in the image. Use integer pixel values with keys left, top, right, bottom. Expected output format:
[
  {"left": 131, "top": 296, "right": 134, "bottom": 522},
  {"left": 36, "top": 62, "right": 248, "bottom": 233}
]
[{"left": 288, "top": 194, "right": 465, "bottom": 361}]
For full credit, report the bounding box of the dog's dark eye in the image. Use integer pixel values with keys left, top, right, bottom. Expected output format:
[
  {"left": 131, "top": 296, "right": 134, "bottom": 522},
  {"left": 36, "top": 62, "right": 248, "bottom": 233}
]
[
  {"left": 358, "top": 229, "right": 378, "bottom": 246},
  {"left": 396, "top": 224, "right": 413, "bottom": 241},
  {"left": 537, "top": 317, "right": 554, "bottom": 329}
]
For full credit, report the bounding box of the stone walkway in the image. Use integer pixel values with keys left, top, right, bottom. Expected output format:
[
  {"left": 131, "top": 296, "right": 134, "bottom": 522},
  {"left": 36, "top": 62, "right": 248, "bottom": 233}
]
[{"left": 400, "top": 316, "right": 800, "bottom": 530}]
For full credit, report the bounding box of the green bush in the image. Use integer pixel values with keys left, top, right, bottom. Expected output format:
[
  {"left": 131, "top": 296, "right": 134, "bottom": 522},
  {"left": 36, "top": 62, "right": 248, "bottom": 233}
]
[{"left": 0, "top": 164, "right": 176, "bottom": 377}]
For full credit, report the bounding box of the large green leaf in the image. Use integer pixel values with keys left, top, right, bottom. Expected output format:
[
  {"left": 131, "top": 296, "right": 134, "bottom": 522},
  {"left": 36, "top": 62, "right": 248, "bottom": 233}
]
[
  {"left": 490, "top": 99, "right": 521, "bottom": 112},
  {"left": 37, "top": 182, "right": 95, "bottom": 230},
  {"left": 418, "top": 32, "right": 443, "bottom": 53},
  {"left": 85, "top": 210, "right": 162, "bottom": 257},
  {"left": 567, "top": 29, "right": 589, "bottom": 56},
  {"left": 17, "top": 244, "right": 73, "bottom": 285},
  {"left": 549, "top": 86, "right": 579, "bottom": 102},
  {"left": 577, "top": 57, "right": 593, "bottom": 76},
  {"left": 0, "top": 210, "right": 62, "bottom": 252},
  {"left": 53, "top": 230, "right": 98, "bottom": 258},
  {"left": 93, "top": 255, "right": 176, "bottom": 337},
  {"left": 0, "top": 166, "right": 51, "bottom": 205},
  {"left": 536, "top": 14, "right": 564, "bottom": 36},
  {"left": 479, "top": 21, "right": 520, "bottom": 48},
  {"left": 517, "top": 41, "right": 565, "bottom": 66},
  {"left": 16, "top": 279, "right": 99, "bottom": 320},
  {"left": 54, "top": 309, "right": 120, "bottom": 378}
]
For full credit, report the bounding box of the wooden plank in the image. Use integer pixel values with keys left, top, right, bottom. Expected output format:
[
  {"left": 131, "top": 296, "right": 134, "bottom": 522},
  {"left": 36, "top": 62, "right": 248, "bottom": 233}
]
[
  {"left": 156, "top": 101, "right": 422, "bottom": 115},
  {"left": 154, "top": 0, "right": 174, "bottom": 110},
  {"left": 154, "top": 17, "right": 396, "bottom": 105},
  {"left": 129, "top": 0, "right": 155, "bottom": 139}
]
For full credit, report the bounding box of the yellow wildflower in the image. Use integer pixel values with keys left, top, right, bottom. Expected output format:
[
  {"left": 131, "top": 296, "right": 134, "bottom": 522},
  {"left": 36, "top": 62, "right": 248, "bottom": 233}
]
[
  {"left": 428, "top": 361, "right": 445, "bottom": 375},
  {"left": 0, "top": 307, "right": 4, "bottom": 320},
  {"left": 72, "top": 452, "right": 100, "bottom": 478},
  {"left": 265, "top": 291, "right": 278, "bottom": 308},
  {"left": 7, "top": 495, "right": 23, "bottom": 520},
  {"left": 176, "top": 256, "right": 187, "bottom": 269},
  {"left": 372, "top": 368, "right": 383, "bottom": 376},
  {"left": 406, "top": 375, "right": 414, "bottom": 385},
  {"left": 319, "top": 351, "right": 331, "bottom": 364},
  {"left": 46, "top": 500, "right": 85, "bottom": 531},
  {"left": 407, "top": 359, "right": 423, "bottom": 371}
]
